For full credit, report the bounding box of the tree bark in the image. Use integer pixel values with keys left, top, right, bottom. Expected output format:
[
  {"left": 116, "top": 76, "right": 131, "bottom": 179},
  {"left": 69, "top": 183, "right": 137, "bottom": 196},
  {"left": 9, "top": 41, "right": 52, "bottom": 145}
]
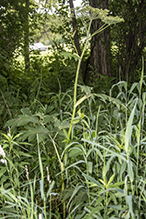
[
  {"left": 24, "top": 0, "right": 30, "bottom": 72},
  {"left": 83, "top": 0, "right": 111, "bottom": 84},
  {"left": 117, "top": 0, "right": 146, "bottom": 81},
  {"left": 69, "top": 0, "right": 81, "bottom": 56}
]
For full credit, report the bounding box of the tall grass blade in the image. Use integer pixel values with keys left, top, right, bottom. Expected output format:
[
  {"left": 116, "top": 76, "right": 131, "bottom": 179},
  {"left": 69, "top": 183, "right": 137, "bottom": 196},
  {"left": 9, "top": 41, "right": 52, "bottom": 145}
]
[
  {"left": 126, "top": 195, "right": 135, "bottom": 219},
  {"left": 82, "top": 139, "right": 127, "bottom": 162},
  {"left": 125, "top": 100, "right": 137, "bottom": 153}
]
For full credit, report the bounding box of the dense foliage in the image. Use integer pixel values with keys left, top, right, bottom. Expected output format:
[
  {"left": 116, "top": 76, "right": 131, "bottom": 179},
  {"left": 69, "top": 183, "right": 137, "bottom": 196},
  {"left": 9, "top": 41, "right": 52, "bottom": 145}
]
[{"left": 0, "top": 0, "right": 146, "bottom": 218}]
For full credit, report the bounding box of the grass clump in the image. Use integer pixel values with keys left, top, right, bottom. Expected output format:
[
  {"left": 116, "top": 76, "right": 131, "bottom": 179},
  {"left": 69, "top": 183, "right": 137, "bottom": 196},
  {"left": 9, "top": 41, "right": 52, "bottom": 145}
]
[{"left": 1, "top": 65, "right": 146, "bottom": 218}]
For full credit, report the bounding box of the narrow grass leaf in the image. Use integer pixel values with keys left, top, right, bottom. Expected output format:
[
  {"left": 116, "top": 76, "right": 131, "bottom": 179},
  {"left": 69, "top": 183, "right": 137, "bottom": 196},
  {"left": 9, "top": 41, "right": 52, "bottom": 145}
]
[
  {"left": 84, "top": 207, "right": 102, "bottom": 219},
  {"left": 125, "top": 101, "right": 137, "bottom": 152},
  {"left": 82, "top": 139, "right": 127, "bottom": 162},
  {"left": 37, "top": 134, "right": 43, "bottom": 180},
  {"left": 46, "top": 180, "right": 55, "bottom": 199},
  {"left": 67, "top": 185, "right": 84, "bottom": 208},
  {"left": 128, "top": 160, "right": 134, "bottom": 182},
  {"left": 56, "top": 160, "right": 85, "bottom": 176},
  {"left": 82, "top": 173, "right": 104, "bottom": 189},
  {"left": 39, "top": 179, "right": 44, "bottom": 200},
  {"left": 107, "top": 174, "right": 115, "bottom": 188},
  {"left": 126, "top": 195, "right": 134, "bottom": 219},
  {"left": 87, "top": 162, "right": 93, "bottom": 174}
]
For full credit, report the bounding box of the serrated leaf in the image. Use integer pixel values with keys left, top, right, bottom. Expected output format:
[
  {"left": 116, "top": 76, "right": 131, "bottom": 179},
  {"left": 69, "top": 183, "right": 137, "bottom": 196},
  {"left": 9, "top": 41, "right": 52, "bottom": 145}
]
[
  {"left": 4, "top": 118, "right": 19, "bottom": 128},
  {"left": 20, "top": 126, "right": 49, "bottom": 142},
  {"left": 17, "top": 115, "right": 39, "bottom": 126},
  {"left": 54, "top": 119, "right": 70, "bottom": 129},
  {"left": 44, "top": 115, "right": 54, "bottom": 123}
]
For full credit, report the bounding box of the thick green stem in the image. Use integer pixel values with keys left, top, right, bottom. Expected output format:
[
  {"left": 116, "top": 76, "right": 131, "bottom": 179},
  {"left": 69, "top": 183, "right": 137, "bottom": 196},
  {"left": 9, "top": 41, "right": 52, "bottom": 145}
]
[
  {"left": 68, "top": 22, "right": 110, "bottom": 140},
  {"left": 68, "top": 21, "right": 92, "bottom": 140}
]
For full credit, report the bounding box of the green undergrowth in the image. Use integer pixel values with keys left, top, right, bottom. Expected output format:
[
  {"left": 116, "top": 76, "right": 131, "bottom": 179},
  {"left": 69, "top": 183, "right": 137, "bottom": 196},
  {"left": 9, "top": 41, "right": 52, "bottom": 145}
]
[
  {"left": 0, "top": 71, "right": 146, "bottom": 218},
  {"left": 0, "top": 6, "right": 145, "bottom": 219}
]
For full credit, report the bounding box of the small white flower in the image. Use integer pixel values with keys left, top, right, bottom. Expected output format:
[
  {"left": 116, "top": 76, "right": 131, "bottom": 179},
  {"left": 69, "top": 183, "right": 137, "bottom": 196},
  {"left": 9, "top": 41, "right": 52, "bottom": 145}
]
[
  {"left": 0, "top": 145, "right": 5, "bottom": 157},
  {"left": 46, "top": 166, "right": 51, "bottom": 184},
  {"left": 0, "top": 159, "right": 7, "bottom": 165},
  {"left": 25, "top": 165, "right": 29, "bottom": 180},
  {"left": 7, "top": 133, "right": 11, "bottom": 138},
  {"left": 38, "top": 213, "right": 43, "bottom": 219}
]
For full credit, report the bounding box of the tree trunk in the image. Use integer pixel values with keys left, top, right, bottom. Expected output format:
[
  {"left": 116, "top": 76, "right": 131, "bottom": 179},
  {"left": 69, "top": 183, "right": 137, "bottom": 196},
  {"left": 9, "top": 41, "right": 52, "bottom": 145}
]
[
  {"left": 117, "top": 0, "right": 146, "bottom": 81},
  {"left": 69, "top": 0, "right": 81, "bottom": 56},
  {"left": 83, "top": 0, "right": 111, "bottom": 84},
  {"left": 24, "top": 0, "right": 30, "bottom": 72}
]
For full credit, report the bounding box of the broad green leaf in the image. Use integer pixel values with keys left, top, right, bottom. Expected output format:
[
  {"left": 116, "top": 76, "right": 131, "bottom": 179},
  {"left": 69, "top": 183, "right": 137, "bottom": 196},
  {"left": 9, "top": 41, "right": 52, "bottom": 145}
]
[
  {"left": 69, "top": 148, "right": 83, "bottom": 158},
  {"left": 21, "top": 108, "right": 32, "bottom": 116}
]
